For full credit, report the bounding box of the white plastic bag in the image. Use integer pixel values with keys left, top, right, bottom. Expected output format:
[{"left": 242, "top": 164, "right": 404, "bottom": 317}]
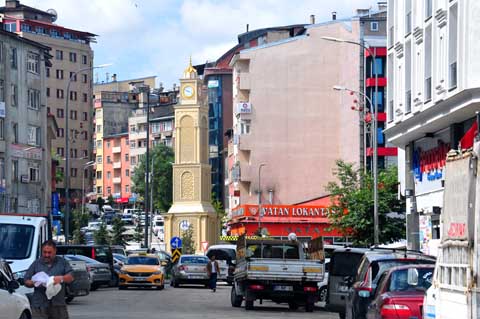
[
  {"left": 32, "top": 271, "right": 49, "bottom": 287},
  {"left": 45, "top": 276, "right": 62, "bottom": 300}
]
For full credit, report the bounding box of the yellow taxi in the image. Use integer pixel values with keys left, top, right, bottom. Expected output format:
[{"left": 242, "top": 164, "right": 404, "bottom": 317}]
[{"left": 118, "top": 253, "right": 165, "bottom": 290}]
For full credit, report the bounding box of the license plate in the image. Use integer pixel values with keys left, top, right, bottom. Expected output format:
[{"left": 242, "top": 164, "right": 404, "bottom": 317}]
[
  {"left": 189, "top": 275, "right": 204, "bottom": 279},
  {"left": 338, "top": 285, "right": 349, "bottom": 292},
  {"left": 135, "top": 277, "right": 148, "bottom": 281},
  {"left": 273, "top": 285, "right": 293, "bottom": 292}
]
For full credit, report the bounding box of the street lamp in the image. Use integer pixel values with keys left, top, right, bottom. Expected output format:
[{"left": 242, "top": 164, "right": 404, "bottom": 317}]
[
  {"left": 257, "top": 163, "right": 267, "bottom": 234},
  {"left": 65, "top": 63, "right": 111, "bottom": 243},
  {"left": 323, "top": 36, "right": 380, "bottom": 246},
  {"left": 82, "top": 161, "right": 95, "bottom": 215}
]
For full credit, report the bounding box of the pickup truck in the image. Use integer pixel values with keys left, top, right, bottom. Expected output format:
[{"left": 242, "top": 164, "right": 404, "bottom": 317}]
[{"left": 231, "top": 235, "right": 324, "bottom": 312}]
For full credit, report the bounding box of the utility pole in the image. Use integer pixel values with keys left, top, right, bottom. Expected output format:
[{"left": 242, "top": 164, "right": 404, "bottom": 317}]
[{"left": 141, "top": 85, "right": 151, "bottom": 249}]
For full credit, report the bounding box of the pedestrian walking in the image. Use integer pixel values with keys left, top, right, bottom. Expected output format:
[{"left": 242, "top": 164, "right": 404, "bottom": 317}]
[
  {"left": 24, "top": 240, "right": 74, "bottom": 319},
  {"left": 207, "top": 254, "right": 220, "bottom": 292}
]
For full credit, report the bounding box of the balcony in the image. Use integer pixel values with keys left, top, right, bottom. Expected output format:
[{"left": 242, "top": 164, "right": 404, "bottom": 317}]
[
  {"left": 238, "top": 134, "right": 253, "bottom": 151},
  {"left": 113, "top": 177, "right": 122, "bottom": 184},
  {"left": 113, "top": 161, "right": 122, "bottom": 169},
  {"left": 130, "top": 131, "right": 147, "bottom": 139},
  {"left": 112, "top": 146, "right": 121, "bottom": 153},
  {"left": 239, "top": 161, "right": 254, "bottom": 182},
  {"left": 239, "top": 73, "right": 250, "bottom": 91}
]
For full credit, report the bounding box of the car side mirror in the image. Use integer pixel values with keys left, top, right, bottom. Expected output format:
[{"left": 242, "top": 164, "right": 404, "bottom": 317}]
[{"left": 8, "top": 280, "right": 20, "bottom": 293}]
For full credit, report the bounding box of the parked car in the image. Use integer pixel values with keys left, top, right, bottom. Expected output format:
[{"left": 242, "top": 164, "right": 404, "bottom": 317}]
[
  {"left": 121, "top": 214, "right": 134, "bottom": 226},
  {"left": 317, "top": 258, "right": 330, "bottom": 304},
  {"left": 0, "top": 259, "right": 31, "bottom": 319},
  {"left": 365, "top": 264, "right": 434, "bottom": 319},
  {"left": 206, "top": 244, "right": 236, "bottom": 284},
  {"left": 113, "top": 253, "right": 128, "bottom": 277},
  {"left": 63, "top": 255, "right": 112, "bottom": 291},
  {"left": 118, "top": 253, "right": 165, "bottom": 290},
  {"left": 64, "top": 258, "right": 90, "bottom": 303},
  {"left": 344, "top": 249, "right": 436, "bottom": 319},
  {"left": 326, "top": 247, "right": 369, "bottom": 319},
  {"left": 111, "top": 246, "right": 126, "bottom": 256},
  {"left": 170, "top": 255, "right": 210, "bottom": 288}
]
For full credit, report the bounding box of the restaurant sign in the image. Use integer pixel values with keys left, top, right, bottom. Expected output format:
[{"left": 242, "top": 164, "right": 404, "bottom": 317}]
[{"left": 232, "top": 205, "right": 336, "bottom": 219}]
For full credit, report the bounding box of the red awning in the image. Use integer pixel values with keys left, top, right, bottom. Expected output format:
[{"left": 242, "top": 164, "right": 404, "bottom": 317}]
[
  {"left": 460, "top": 121, "right": 478, "bottom": 150},
  {"left": 116, "top": 197, "right": 129, "bottom": 203}
]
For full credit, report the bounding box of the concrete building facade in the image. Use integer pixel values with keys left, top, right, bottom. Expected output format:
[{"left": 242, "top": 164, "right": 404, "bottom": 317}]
[
  {"left": 227, "top": 21, "right": 362, "bottom": 212},
  {"left": 385, "top": 0, "right": 480, "bottom": 254},
  {"left": 102, "top": 133, "right": 131, "bottom": 205},
  {"left": 0, "top": 0, "right": 96, "bottom": 209}
]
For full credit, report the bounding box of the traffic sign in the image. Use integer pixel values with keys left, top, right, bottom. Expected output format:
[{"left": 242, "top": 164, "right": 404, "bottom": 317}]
[
  {"left": 201, "top": 241, "right": 209, "bottom": 252},
  {"left": 170, "top": 236, "right": 182, "bottom": 249},
  {"left": 171, "top": 248, "right": 181, "bottom": 263},
  {"left": 180, "top": 220, "right": 190, "bottom": 231}
]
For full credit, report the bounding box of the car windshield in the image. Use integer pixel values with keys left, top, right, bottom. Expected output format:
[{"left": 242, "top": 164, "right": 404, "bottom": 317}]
[
  {"left": 155, "top": 221, "right": 164, "bottom": 226},
  {"left": 330, "top": 252, "right": 364, "bottom": 276},
  {"left": 0, "top": 224, "right": 35, "bottom": 260},
  {"left": 180, "top": 256, "right": 208, "bottom": 264},
  {"left": 388, "top": 267, "right": 434, "bottom": 292},
  {"left": 206, "top": 249, "right": 236, "bottom": 263},
  {"left": 64, "top": 254, "right": 102, "bottom": 264},
  {"left": 246, "top": 243, "right": 299, "bottom": 259},
  {"left": 113, "top": 254, "right": 127, "bottom": 263},
  {"left": 127, "top": 256, "right": 159, "bottom": 265}
]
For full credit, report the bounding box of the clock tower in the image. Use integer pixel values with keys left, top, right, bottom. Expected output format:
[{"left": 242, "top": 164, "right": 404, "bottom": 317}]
[{"left": 165, "top": 59, "right": 218, "bottom": 253}]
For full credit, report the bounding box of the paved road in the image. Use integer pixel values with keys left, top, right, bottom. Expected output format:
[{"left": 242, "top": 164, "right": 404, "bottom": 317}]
[{"left": 69, "top": 283, "right": 338, "bottom": 319}]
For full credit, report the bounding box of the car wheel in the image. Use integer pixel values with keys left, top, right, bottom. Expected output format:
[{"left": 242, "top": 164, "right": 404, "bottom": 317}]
[
  {"left": 90, "top": 284, "right": 98, "bottom": 291},
  {"left": 305, "top": 302, "right": 314, "bottom": 313},
  {"left": 19, "top": 311, "right": 29, "bottom": 319},
  {"left": 319, "top": 287, "right": 327, "bottom": 302},
  {"left": 339, "top": 313, "right": 346, "bottom": 319},
  {"left": 231, "top": 286, "right": 242, "bottom": 307},
  {"left": 157, "top": 284, "right": 165, "bottom": 290},
  {"left": 288, "top": 302, "right": 299, "bottom": 310},
  {"left": 65, "top": 296, "right": 74, "bottom": 303},
  {"left": 245, "top": 300, "right": 254, "bottom": 311},
  {"left": 173, "top": 280, "right": 179, "bottom": 288}
]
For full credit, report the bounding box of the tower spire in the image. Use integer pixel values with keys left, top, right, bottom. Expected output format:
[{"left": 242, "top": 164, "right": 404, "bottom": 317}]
[{"left": 183, "top": 56, "right": 197, "bottom": 79}]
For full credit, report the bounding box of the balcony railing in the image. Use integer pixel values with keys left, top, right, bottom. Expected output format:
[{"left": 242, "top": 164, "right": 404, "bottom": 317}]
[
  {"left": 113, "top": 177, "right": 121, "bottom": 184},
  {"left": 112, "top": 146, "right": 121, "bottom": 153},
  {"left": 113, "top": 161, "right": 122, "bottom": 169}
]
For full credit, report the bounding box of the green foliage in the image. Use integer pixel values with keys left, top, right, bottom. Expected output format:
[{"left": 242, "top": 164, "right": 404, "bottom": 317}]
[
  {"left": 212, "top": 195, "right": 226, "bottom": 233},
  {"left": 181, "top": 225, "right": 195, "bottom": 254},
  {"left": 110, "top": 217, "right": 126, "bottom": 246},
  {"left": 326, "top": 160, "right": 406, "bottom": 246},
  {"left": 107, "top": 195, "right": 114, "bottom": 206},
  {"left": 94, "top": 223, "right": 111, "bottom": 245},
  {"left": 131, "top": 144, "right": 174, "bottom": 212},
  {"left": 69, "top": 208, "right": 90, "bottom": 243},
  {"left": 132, "top": 222, "right": 144, "bottom": 243},
  {"left": 96, "top": 197, "right": 105, "bottom": 212},
  {"left": 72, "top": 228, "right": 86, "bottom": 244}
]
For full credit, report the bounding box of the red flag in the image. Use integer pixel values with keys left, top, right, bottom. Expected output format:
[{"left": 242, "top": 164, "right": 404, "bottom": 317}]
[{"left": 460, "top": 121, "right": 478, "bottom": 150}]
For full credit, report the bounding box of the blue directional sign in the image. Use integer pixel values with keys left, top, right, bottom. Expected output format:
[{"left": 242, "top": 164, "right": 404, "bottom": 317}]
[{"left": 170, "top": 236, "right": 182, "bottom": 249}]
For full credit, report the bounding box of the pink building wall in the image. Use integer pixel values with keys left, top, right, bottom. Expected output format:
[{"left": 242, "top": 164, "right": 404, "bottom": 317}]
[{"left": 103, "top": 134, "right": 131, "bottom": 201}]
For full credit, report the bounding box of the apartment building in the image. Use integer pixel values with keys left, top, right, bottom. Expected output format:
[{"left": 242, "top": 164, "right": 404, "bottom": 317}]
[
  {"left": 102, "top": 133, "right": 131, "bottom": 206},
  {"left": 385, "top": 0, "right": 480, "bottom": 253},
  {"left": 0, "top": 29, "right": 50, "bottom": 213},
  {"left": 0, "top": 0, "right": 96, "bottom": 208}
]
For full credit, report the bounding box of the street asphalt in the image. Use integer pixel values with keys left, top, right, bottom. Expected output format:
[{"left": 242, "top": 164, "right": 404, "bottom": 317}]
[{"left": 68, "top": 282, "right": 338, "bottom": 319}]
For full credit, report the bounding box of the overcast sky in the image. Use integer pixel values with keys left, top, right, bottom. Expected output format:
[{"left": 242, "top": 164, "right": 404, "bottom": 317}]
[{"left": 22, "top": 0, "right": 379, "bottom": 88}]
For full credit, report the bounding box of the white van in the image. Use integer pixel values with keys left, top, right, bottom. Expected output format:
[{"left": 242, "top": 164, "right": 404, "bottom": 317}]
[
  {"left": 0, "top": 214, "right": 49, "bottom": 285},
  {"left": 205, "top": 244, "right": 236, "bottom": 284}
]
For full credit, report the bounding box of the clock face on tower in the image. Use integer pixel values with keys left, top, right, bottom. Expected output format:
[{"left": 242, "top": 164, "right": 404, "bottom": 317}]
[{"left": 182, "top": 85, "right": 195, "bottom": 99}]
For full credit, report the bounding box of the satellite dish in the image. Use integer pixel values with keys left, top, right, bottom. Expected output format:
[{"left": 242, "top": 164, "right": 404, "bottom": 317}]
[
  {"left": 46, "top": 9, "right": 58, "bottom": 22},
  {"left": 288, "top": 233, "right": 297, "bottom": 241}
]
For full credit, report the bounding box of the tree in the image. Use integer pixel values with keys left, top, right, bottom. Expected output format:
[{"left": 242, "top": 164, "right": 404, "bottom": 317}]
[
  {"left": 72, "top": 228, "right": 86, "bottom": 244},
  {"left": 326, "top": 160, "right": 406, "bottom": 247},
  {"left": 212, "top": 195, "right": 227, "bottom": 234},
  {"left": 107, "top": 195, "right": 114, "bottom": 206},
  {"left": 69, "top": 208, "right": 89, "bottom": 243},
  {"left": 110, "top": 217, "right": 126, "bottom": 246},
  {"left": 132, "top": 222, "right": 144, "bottom": 243},
  {"left": 131, "top": 144, "right": 174, "bottom": 212},
  {"left": 94, "top": 223, "right": 111, "bottom": 245},
  {"left": 181, "top": 225, "right": 195, "bottom": 254}
]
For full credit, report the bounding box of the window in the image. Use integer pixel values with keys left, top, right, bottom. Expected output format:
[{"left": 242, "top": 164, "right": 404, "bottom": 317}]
[
  {"left": 449, "top": 4, "right": 458, "bottom": 89},
  {"left": 57, "top": 147, "right": 64, "bottom": 156},
  {"left": 130, "top": 140, "right": 136, "bottom": 149},
  {"left": 12, "top": 160, "right": 18, "bottom": 181},
  {"left": 0, "top": 119, "right": 4, "bottom": 140},
  {"left": 97, "top": 186, "right": 102, "bottom": 194},
  {"left": 27, "top": 126, "right": 40, "bottom": 146},
  {"left": 125, "top": 185, "right": 129, "bottom": 193},
  {"left": 107, "top": 171, "right": 111, "bottom": 179},
  {"left": 405, "top": 41, "right": 412, "bottom": 113},
  {"left": 106, "top": 186, "right": 111, "bottom": 194},
  {"left": 82, "top": 55, "right": 87, "bottom": 65},
  {"left": 424, "top": 25, "right": 432, "bottom": 101},
  {"left": 35, "top": 26, "right": 45, "bottom": 34},
  {"left": 69, "top": 72, "right": 77, "bottom": 81},
  {"left": 97, "top": 140, "right": 101, "bottom": 149},
  {"left": 27, "top": 53, "right": 40, "bottom": 74},
  {"left": 55, "top": 50, "right": 63, "bottom": 60},
  {"left": 70, "top": 110, "right": 77, "bottom": 120},
  {"left": 29, "top": 167, "right": 39, "bottom": 182},
  {"left": 372, "top": 58, "right": 384, "bottom": 76},
  {"left": 46, "top": 87, "right": 50, "bottom": 97},
  {"left": 152, "top": 122, "right": 160, "bottom": 133},
  {"left": 106, "top": 141, "right": 110, "bottom": 148},
  {"left": 12, "top": 123, "right": 18, "bottom": 143},
  {"left": 405, "top": 0, "right": 412, "bottom": 34},
  {"left": 28, "top": 89, "right": 40, "bottom": 110},
  {"left": 57, "top": 128, "right": 64, "bottom": 138},
  {"left": 130, "top": 125, "right": 136, "bottom": 132},
  {"left": 107, "top": 156, "right": 111, "bottom": 163},
  {"left": 125, "top": 169, "right": 129, "bottom": 177},
  {"left": 69, "top": 52, "right": 77, "bottom": 62},
  {"left": 70, "top": 91, "right": 77, "bottom": 101},
  {"left": 0, "top": 80, "right": 4, "bottom": 101},
  {"left": 56, "top": 89, "right": 64, "bottom": 99},
  {"left": 240, "top": 120, "right": 251, "bottom": 135},
  {"left": 162, "top": 121, "right": 173, "bottom": 131},
  {"left": 82, "top": 112, "right": 88, "bottom": 121},
  {"left": 11, "top": 84, "right": 17, "bottom": 106},
  {"left": 130, "top": 156, "right": 136, "bottom": 165},
  {"left": 125, "top": 139, "right": 129, "bottom": 146},
  {"left": 425, "top": 0, "right": 432, "bottom": 19},
  {"left": 83, "top": 93, "right": 88, "bottom": 102},
  {"left": 96, "top": 125, "right": 102, "bottom": 133},
  {"left": 57, "top": 109, "right": 64, "bottom": 118},
  {"left": 3, "top": 23, "right": 15, "bottom": 32},
  {"left": 10, "top": 47, "right": 17, "bottom": 69},
  {"left": 70, "top": 149, "right": 77, "bottom": 158},
  {"left": 56, "top": 69, "right": 64, "bottom": 79},
  {"left": 97, "top": 156, "right": 102, "bottom": 164},
  {"left": 46, "top": 67, "right": 50, "bottom": 77},
  {"left": 125, "top": 154, "right": 129, "bottom": 162},
  {"left": 370, "top": 21, "right": 379, "bottom": 32},
  {"left": 82, "top": 150, "right": 88, "bottom": 158},
  {"left": 96, "top": 171, "right": 102, "bottom": 179},
  {"left": 82, "top": 74, "right": 88, "bottom": 83},
  {"left": 71, "top": 168, "right": 77, "bottom": 177}
]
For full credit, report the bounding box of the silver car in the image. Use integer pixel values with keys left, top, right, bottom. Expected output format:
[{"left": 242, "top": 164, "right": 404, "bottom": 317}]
[
  {"left": 170, "top": 255, "right": 209, "bottom": 288},
  {"left": 63, "top": 254, "right": 112, "bottom": 291}
]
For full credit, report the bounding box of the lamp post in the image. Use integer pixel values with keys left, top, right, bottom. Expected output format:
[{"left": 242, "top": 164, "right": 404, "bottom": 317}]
[
  {"left": 257, "top": 163, "right": 266, "bottom": 234},
  {"left": 82, "top": 161, "right": 95, "bottom": 215},
  {"left": 322, "top": 36, "right": 379, "bottom": 246},
  {"left": 65, "top": 63, "right": 111, "bottom": 243}
]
